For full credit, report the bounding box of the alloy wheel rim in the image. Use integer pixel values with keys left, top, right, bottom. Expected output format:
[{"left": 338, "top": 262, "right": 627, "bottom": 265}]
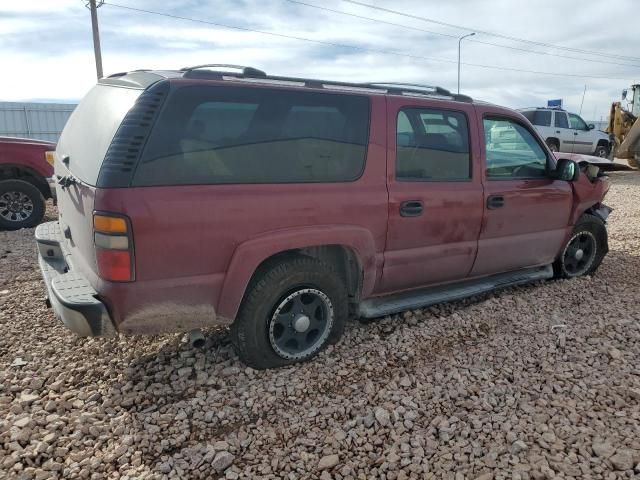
[
  {"left": 268, "top": 288, "right": 334, "bottom": 360},
  {"left": 0, "top": 191, "right": 34, "bottom": 222},
  {"left": 562, "top": 231, "right": 597, "bottom": 277}
]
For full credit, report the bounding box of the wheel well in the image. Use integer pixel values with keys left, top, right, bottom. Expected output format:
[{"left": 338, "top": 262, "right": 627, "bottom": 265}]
[
  {"left": 0, "top": 164, "right": 50, "bottom": 199},
  {"left": 250, "top": 245, "right": 363, "bottom": 304},
  {"left": 546, "top": 137, "right": 560, "bottom": 146},
  {"left": 596, "top": 139, "right": 609, "bottom": 148}
]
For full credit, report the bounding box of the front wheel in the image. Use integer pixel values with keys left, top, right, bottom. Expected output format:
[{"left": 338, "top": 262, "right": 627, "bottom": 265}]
[
  {"left": 0, "top": 179, "right": 45, "bottom": 230},
  {"left": 553, "top": 214, "right": 608, "bottom": 278},
  {"left": 593, "top": 145, "right": 609, "bottom": 158},
  {"left": 231, "top": 256, "right": 348, "bottom": 369},
  {"left": 546, "top": 139, "right": 559, "bottom": 152}
]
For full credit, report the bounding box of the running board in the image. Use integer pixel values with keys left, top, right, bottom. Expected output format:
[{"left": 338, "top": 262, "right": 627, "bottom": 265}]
[{"left": 358, "top": 265, "right": 553, "bottom": 319}]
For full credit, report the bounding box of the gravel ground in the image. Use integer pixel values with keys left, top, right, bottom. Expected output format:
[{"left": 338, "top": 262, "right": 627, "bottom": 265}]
[{"left": 1, "top": 173, "right": 640, "bottom": 480}]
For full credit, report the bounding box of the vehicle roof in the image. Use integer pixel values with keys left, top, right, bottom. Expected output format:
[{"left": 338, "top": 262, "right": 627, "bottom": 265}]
[
  {"left": 0, "top": 136, "right": 55, "bottom": 147},
  {"left": 99, "top": 65, "right": 475, "bottom": 105}
]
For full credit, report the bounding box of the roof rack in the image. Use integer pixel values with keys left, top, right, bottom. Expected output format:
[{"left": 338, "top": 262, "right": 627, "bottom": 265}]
[
  {"left": 177, "top": 64, "right": 472, "bottom": 102},
  {"left": 181, "top": 64, "right": 267, "bottom": 79}
]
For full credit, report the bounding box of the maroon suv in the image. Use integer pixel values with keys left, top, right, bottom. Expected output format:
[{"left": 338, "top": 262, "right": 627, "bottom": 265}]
[
  {"left": 36, "top": 65, "right": 610, "bottom": 368},
  {"left": 1, "top": 136, "right": 55, "bottom": 230}
]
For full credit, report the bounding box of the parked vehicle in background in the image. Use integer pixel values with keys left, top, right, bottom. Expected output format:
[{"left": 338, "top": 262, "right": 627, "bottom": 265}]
[
  {"left": 519, "top": 107, "right": 611, "bottom": 157},
  {"left": 37, "top": 65, "right": 611, "bottom": 369},
  {"left": 0, "top": 136, "right": 55, "bottom": 230}
]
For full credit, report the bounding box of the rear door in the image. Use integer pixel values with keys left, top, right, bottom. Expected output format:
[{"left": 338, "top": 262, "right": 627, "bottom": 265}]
[
  {"left": 471, "top": 108, "right": 573, "bottom": 276},
  {"left": 380, "top": 97, "right": 483, "bottom": 294},
  {"left": 553, "top": 111, "right": 573, "bottom": 151}
]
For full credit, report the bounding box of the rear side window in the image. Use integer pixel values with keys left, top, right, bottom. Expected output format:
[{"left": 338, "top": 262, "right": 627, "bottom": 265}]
[
  {"left": 521, "top": 110, "right": 551, "bottom": 127},
  {"left": 396, "top": 107, "right": 470, "bottom": 181},
  {"left": 554, "top": 112, "right": 569, "bottom": 129},
  {"left": 133, "top": 86, "right": 370, "bottom": 185}
]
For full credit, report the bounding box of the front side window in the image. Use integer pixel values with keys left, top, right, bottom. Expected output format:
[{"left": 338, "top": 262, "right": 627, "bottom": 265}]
[
  {"left": 554, "top": 112, "right": 569, "bottom": 129},
  {"left": 484, "top": 117, "right": 548, "bottom": 179},
  {"left": 133, "top": 86, "right": 370, "bottom": 185},
  {"left": 396, "top": 107, "right": 470, "bottom": 181},
  {"left": 568, "top": 113, "right": 588, "bottom": 130}
]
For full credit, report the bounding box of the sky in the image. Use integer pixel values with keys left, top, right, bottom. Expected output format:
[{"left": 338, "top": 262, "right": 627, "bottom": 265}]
[{"left": 0, "top": 0, "right": 638, "bottom": 121}]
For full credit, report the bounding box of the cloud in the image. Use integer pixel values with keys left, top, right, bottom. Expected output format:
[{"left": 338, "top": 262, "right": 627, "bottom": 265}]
[{"left": 0, "top": 0, "right": 636, "bottom": 119}]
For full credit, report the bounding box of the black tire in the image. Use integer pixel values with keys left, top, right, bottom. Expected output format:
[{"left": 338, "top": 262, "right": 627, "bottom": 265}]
[
  {"left": 0, "top": 179, "right": 45, "bottom": 231},
  {"left": 593, "top": 145, "right": 609, "bottom": 158},
  {"left": 546, "top": 139, "right": 559, "bottom": 152},
  {"left": 231, "top": 256, "right": 348, "bottom": 369},
  {"left": 553, "top": 214, "right": 608, "bottom": 279}
]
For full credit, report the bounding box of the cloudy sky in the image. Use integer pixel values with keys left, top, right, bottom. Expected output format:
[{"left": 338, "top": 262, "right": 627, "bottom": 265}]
[{"left": 0, "top": 0, "right": 637, "bottom": 120}]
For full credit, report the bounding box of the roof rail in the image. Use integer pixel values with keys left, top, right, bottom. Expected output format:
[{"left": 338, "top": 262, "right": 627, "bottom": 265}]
[
  {"left": 365, "top": 82, "right": 451, "bottom": 96},
  {"left": 180, "top": 64, "right": 267, "bottom": 79},
  {"left": 174, "top": 66, "right": 472, "bottom": 102}
]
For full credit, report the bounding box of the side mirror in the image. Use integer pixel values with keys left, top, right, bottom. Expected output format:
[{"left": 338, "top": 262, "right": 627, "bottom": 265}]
[
  {"left": 554, "top": 158, "right": 579, "bottom": 182},
  {"left": 587, "top": 124, "right": 595, "bottom": 130}
]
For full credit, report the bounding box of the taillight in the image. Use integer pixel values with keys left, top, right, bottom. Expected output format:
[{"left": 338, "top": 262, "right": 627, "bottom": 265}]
[
  {"left": 93, "top": 213, "right": 134, "bottom": 282},
  {"left": 45, "top": 151, "right": 55, "bottom": 166}
]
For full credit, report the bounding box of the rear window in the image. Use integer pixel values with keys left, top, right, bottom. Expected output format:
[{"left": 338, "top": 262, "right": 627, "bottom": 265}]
[
  {"left": 56, "top": 85, "right": 141, "bottom": 185},
  {"left": 133, "top": 85, "right": 370, "bottom": 185},
  {"left": 521, "top": 110, "right": 551, "bottom": 127}
]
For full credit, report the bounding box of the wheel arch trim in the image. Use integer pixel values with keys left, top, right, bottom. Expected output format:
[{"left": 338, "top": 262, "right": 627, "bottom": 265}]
[{"left": 216, "top": 225, "right": 379, "bottom": 320}]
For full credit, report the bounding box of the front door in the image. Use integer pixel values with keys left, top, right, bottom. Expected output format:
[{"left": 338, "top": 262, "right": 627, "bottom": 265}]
[
  {"left": 568, "top": 113, "right": 594, "bottom": 154},
  {"left": 380, "top": 98, "right": 484, "bottom": 294},
  {"left": 471, "top": 113, "right": 573, "bottom": 277}
]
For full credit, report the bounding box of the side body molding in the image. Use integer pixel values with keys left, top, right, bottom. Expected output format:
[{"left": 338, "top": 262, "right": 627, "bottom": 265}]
[{"left": 216, "top": 225, "right": 380, "bottom": 320}]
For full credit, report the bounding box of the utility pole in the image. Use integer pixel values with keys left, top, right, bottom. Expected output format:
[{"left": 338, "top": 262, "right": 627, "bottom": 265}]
[
  {"left": 457, "top": 32, "right": 475, "bottom": 94},
  {"left": 87, "top": 0, "right": 104, "bottom": 79}
]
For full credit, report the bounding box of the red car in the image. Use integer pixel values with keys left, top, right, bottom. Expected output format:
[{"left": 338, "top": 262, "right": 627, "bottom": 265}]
[
  {"left": 36, "top": 66, "right": 610, "bottom": 368},
  {"left": 0, "top": 136, "right": 55, "bottom": 230}
]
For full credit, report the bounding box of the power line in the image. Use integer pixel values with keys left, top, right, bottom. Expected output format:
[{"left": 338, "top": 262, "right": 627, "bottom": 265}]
[
  {"left": 285, "top": 0, "right": 640, "bottom": 69},
  {"left": 341, "top": 0, "right": 640, "bottom": 63},
  {"left": 101, "top": 2, "right": 633, "bottom": 81}
]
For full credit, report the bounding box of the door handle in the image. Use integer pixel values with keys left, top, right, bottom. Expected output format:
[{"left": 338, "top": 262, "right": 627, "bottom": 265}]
[
  {"left": 573, "top": 132, "right": 578, "bottom": 135},
  {"left": 400, "top": 200, "right": 423, "bottom": 217},
  {"left": 555, "top": 130, "right": 561, "bottom": 134},
  {"left": 487, "top": 195, "right": 505, "bottom": 210}
]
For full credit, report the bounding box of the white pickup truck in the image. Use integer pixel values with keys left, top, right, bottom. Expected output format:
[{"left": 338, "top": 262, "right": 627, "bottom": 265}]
[{"left": 519, "top": 107, "right": 611, "bottom": 157}]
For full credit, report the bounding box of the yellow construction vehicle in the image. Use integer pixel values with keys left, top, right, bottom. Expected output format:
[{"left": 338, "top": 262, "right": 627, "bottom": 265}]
[{"left": 606, "top": 84, "right": 640, "bottom": 167}]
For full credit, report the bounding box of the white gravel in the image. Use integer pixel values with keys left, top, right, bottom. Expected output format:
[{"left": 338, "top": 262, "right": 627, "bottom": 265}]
[{"left": 1, "top": 173, "right": 640, "bottom": 480}]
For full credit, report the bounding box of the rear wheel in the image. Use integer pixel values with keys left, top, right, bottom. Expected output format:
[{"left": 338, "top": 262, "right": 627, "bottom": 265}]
[
  {"left": 231, "top": 256, "right": 348, "bottom": 369},
  {"left": 0, "top": 179, "right": 45, "bottom": 230},
  {"left": 553, "top": 214, "right": 607, "bottom": 278},
  {"left": 546, "top": 139, "right": 559, "bottom": 152}
]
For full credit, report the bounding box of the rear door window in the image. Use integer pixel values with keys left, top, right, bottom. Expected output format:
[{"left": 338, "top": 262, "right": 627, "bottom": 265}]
[
  {"left": 554, "top": 112, "right": 569, "bottom": 129},
  {"left": 395, "top": 107, "right": 470, "bottom": 181},
  {"left": 133, "top": 86, "right": 370, "bottom": 185}
]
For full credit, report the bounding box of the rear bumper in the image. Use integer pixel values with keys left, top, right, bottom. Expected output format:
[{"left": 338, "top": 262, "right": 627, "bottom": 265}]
[{"left": 35, "top": 221, "right": 116, "bottom": 337}]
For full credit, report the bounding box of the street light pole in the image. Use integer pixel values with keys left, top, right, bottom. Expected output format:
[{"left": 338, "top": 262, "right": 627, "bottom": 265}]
[{"left": 457, "top": 32, "right": 475, "bottom": 94}]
